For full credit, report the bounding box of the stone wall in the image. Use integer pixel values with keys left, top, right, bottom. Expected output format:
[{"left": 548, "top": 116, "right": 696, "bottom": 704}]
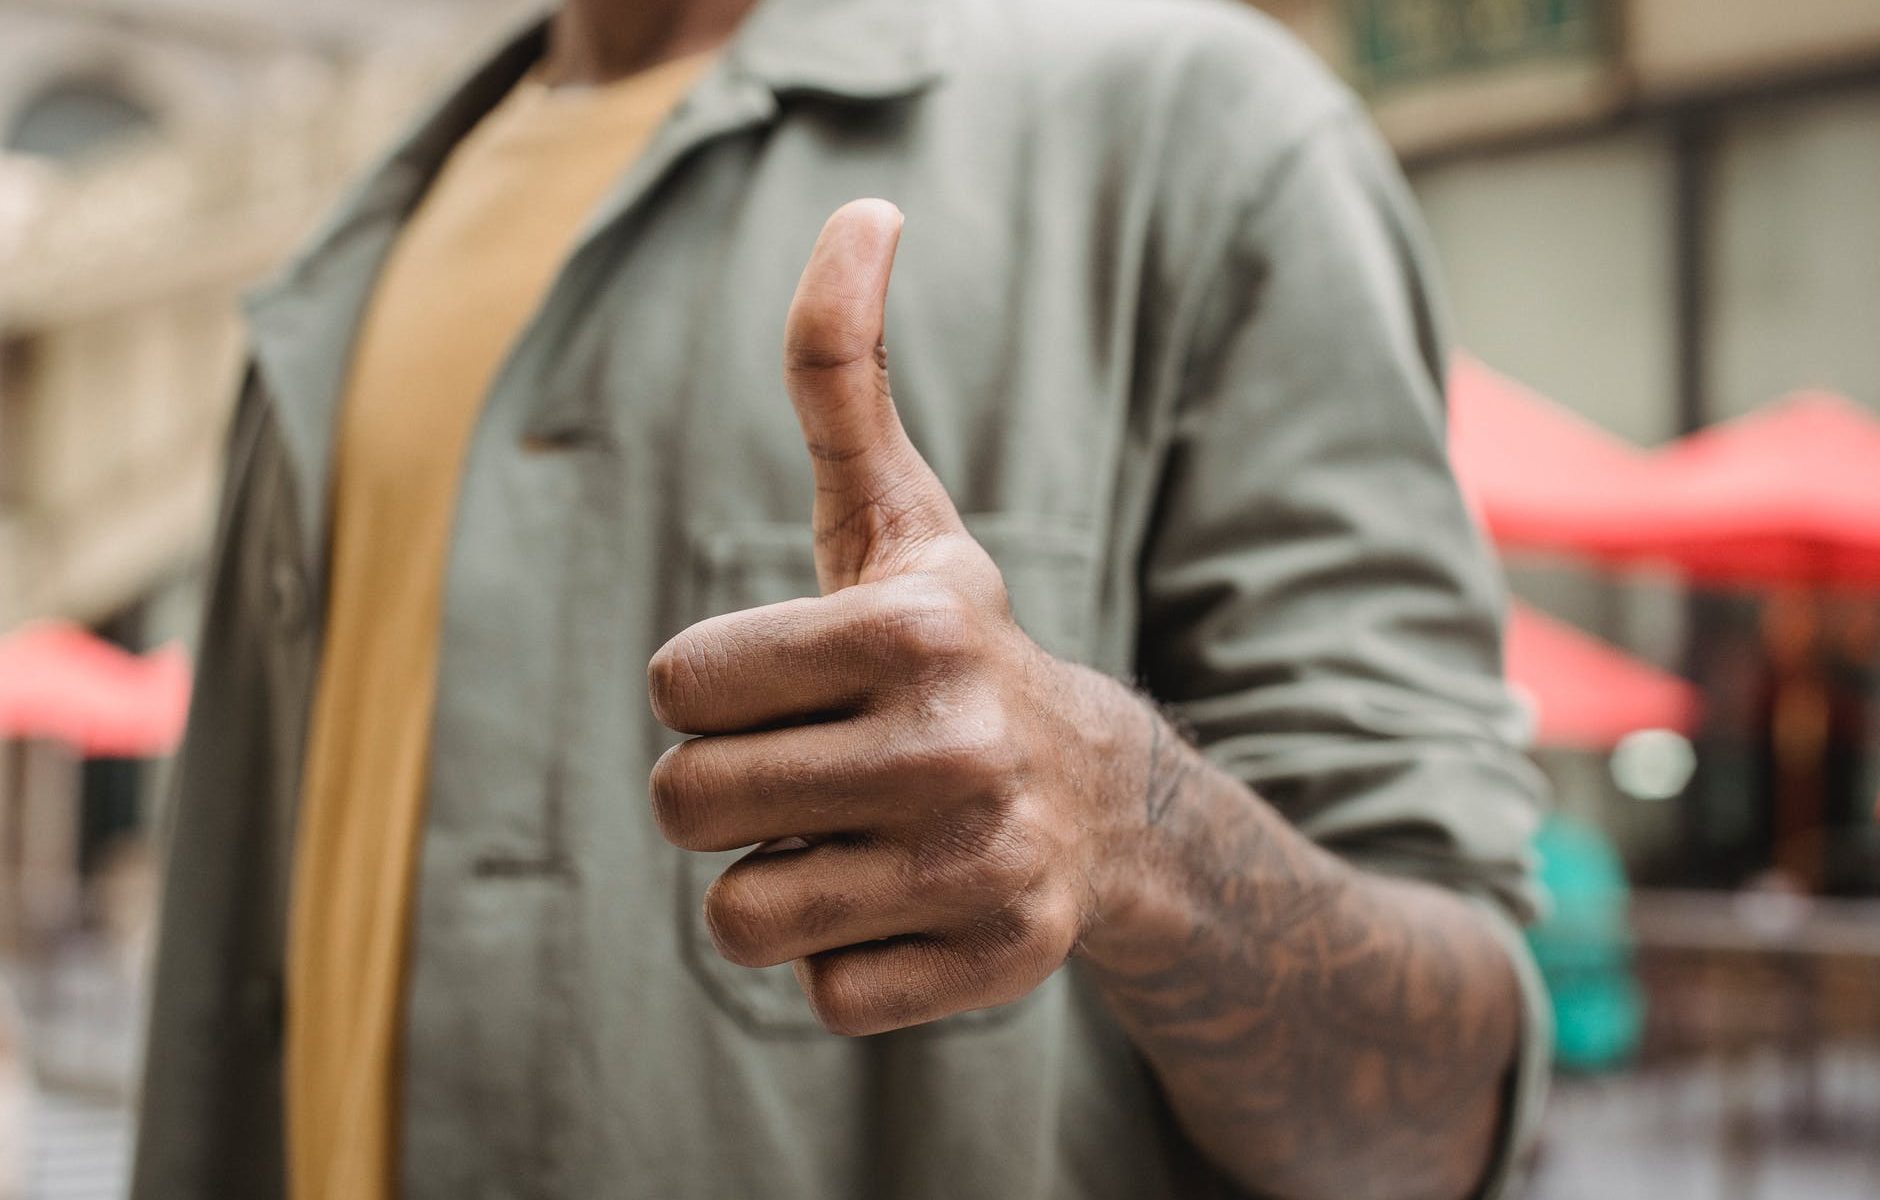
[{"left": 0, "top": 2, "right": 523, "bottom": 632}]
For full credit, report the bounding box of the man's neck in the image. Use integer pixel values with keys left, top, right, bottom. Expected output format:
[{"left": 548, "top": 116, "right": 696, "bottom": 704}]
[{"left": 541, "top": 0, "right": 759, "bottom": 87}]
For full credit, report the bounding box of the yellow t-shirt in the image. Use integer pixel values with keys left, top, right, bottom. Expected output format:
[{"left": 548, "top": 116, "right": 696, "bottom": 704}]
[{"left": 287, "top": 53, "right": 711, "bottom": 1200}]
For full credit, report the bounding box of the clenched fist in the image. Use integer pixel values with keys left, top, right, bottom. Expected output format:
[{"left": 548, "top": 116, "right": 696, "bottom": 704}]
[{"left": 647, "top": 199, "right": 1141, "bottom": 1037}]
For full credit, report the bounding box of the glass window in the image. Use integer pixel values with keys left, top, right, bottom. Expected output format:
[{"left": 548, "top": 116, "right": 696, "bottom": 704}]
[
  {"left": 1410, "top": 129, "right": 1680, "bottom": 445},
  {"left": 1707, "top": 81, "right": 1880, "bottom": 420}
]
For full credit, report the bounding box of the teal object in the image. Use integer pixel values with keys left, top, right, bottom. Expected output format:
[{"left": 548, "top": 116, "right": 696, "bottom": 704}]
[{"left": 1526, "top": 812, "right": 1644, "bottom": 1071}]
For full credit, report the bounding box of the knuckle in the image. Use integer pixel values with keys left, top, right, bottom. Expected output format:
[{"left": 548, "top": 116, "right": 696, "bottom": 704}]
[
  {"left": 899, "top": 813, "right": 1037, "bottom": 902},
  {"left": 975, "top": 820, "right": 1041, "bottom": 894},
  {"left": 645, "top": 650, "right": 678, "bottom": 723},
  {"left": 925, "top": 703, "right": 1019, "bottom": 794},
  {"left": 898, "top": 837, "right": 974, "bottom": 899},
  {"left": 646, "top": 634, "right": 705, "bottom": 727},
  {"left": 1018, "top": 934, "right": 1074, "bottom": 990},
  {"left": 964, "top": 894, "right": 1072, "bottom": 994},
  {"left": 701, "top": 873, "right": 776, "bottom": 968},
  {"left": 792, "top": 887, "right": 858, "bottom": 941},
  {"left": 957, "top": 908, "right": 1029, "bottom": 964},
  {"left": 1026, "top": 887, "right": 1085, "bottom": 959},
  {"left": 647, "top": 743, "right": 709, "bottom": 849},
  {"left": 800, "top": 957, "right": 877, "bottom": 1038},
  {"left": 877, "top": 580, "right": 977, "bottom": 666}
]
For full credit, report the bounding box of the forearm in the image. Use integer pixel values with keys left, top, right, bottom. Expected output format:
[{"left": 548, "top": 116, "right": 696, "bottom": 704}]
[
  {"left": 1074, "top": 674, "right": 1522, "bottom": 1200},
  {"left": 651, "top": 195, "right": 1528, "bottom": 1192}
]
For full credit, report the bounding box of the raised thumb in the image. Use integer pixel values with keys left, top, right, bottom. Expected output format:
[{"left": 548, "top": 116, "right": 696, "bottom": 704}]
[{"left": 783, "top": 199, "right": 961, "bottom": 592}]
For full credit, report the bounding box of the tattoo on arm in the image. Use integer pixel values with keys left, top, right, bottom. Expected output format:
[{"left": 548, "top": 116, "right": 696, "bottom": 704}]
[
  {"left": 1085, "top": 703, "right": 1520, "bottom": 1200},
  {"left": 1141, "top": 709, "right": 1199, "bottom": 827}
]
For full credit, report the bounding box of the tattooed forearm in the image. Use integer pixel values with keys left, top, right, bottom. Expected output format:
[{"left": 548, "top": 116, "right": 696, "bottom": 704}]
[
  {"left": 1140, "top": 708, "right": 1201, "bottom": 827},
  {"left": 1078, "top": 692, "right": 1521, "bottom": 1200}
]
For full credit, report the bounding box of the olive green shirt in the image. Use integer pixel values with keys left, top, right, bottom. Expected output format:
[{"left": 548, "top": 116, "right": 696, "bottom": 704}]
[{"left": 133, "top": 0, "right": 1551, "bottom": 1196}]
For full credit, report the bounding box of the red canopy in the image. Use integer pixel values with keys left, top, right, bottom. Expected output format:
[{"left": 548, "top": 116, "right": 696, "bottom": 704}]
[
  {"left": 1595, "top": 392, "right": 1880, "bottom": 587},
  {"left": 1505, "top": 602, "right": 1701, "bottom": 751},
  {"left": 1447, "top": 355, "right": 1654, "bottom": 552},
  {"left": 0, "top": 621, "right": 191, "bottom": 758},
  {"left": 1450, "top": 358, "right": 1880, "bottom": 588}
]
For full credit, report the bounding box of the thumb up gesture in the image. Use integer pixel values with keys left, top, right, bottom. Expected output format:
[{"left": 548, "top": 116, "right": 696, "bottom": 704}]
[{"left": 648, "top": 201, "right": 1139, "bottom": 1036}]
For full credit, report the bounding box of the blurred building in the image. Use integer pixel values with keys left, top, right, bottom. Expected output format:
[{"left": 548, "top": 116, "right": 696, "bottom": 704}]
[
  {"left": 1263, "top": 0, "right": 1880, "bottom": 893},
  {"left": 0, "top": 0, "right": 533, "bottom": 955},
  {"left": 0, "top": 6, "right": 532, "bottom": 1134},
  {"left": 0, "top": 0, "right": 533, "bottom": 644},
  {"left": 1257, "top": 0, "right": 1880, "bottom": 450}
]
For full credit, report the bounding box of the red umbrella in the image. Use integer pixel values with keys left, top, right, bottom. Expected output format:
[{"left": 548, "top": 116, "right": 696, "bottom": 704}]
[
  {"left": 1505, "top": 602, "right": 1701, "bottom": 751},
  {"left": 1600, "top": 393, "right": 1880, "bottom": 588},
  {"left": 0, "top": 621, "right": 191, "bottom": 758},
  {"left": 1448, "top": 360, "right": 1700, "bottom": 748},
  {"left": 1447, "top": 355, "right": 1654, "bottom": 552}
]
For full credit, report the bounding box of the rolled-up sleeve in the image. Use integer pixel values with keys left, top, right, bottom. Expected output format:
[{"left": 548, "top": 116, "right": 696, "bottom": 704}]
[{"left": 1136, "top": 101, "right": 1552, "bottom": 1197}]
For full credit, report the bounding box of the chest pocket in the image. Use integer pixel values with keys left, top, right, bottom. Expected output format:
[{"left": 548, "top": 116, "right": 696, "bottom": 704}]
[{"left": 676, "top": 513, "right": 1099, "bottom": 1036}]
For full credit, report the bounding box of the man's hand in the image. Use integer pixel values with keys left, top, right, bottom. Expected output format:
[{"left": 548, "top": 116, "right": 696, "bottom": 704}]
[
  {"left": 648, "top": 199, "right": 1526, "bottom": 1199},
  {"left": 646, "top": 199, "right": 1129, "bottom": 1036}
]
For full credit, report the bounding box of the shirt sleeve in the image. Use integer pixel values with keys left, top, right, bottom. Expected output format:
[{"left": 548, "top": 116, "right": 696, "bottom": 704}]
[{"left": 1135, "top": 101, "right": 1552, "bottom": 1198}]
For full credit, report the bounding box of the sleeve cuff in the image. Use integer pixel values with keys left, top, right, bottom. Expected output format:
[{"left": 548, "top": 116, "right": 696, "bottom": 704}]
[{"left": 1467, "top": 895, "right": 1553, "bottom": 1200}]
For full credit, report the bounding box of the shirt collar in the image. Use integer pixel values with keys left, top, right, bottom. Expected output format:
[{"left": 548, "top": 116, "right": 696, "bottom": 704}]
[
  {"left": 251, "top": 0, "right": 947, "bottom": 289},
  {"left": 246, "top": 0, "right": 949, "bottom": 328},
  {"left": 241, "top": 0, "right": 951, "bottom": 584},
  {"left": 729, "top": 0, "right": 951, "bottom": 99}
]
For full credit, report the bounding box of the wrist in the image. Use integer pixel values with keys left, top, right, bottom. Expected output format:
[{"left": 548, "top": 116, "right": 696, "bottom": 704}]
[
  {"left": 1064, "top": 685, "right": 1353, "bottom": 975},
  {"left": 1056, "top": 672, "right": 1208, "bottom": 970}
]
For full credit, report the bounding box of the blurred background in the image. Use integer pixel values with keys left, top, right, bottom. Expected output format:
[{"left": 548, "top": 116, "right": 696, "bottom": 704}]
[{"left": 0, "top": 0, "right": 1875, "bottom": 1196}]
